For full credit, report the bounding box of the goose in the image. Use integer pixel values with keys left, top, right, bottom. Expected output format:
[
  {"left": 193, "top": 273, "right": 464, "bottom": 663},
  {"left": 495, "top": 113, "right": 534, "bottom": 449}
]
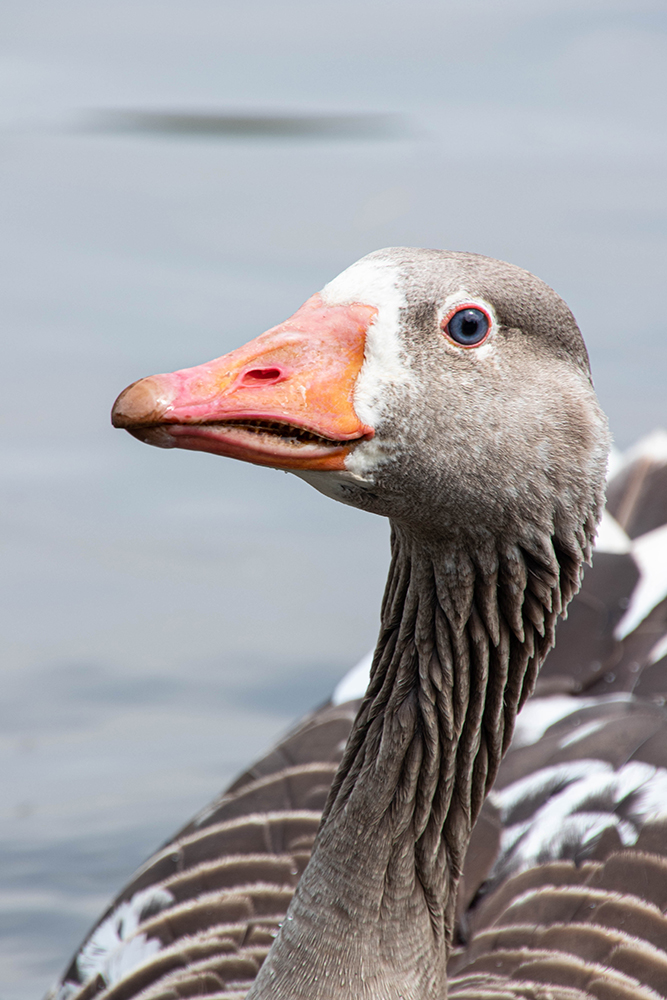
[{"left": 49, "top": 248, "right": 667, "bottom": 1000}]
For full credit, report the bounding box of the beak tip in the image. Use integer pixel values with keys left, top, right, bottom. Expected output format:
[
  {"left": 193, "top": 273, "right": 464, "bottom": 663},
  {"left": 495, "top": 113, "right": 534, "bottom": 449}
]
[{"left": 111, "top": 378, "right": 167, "bottom": 429}]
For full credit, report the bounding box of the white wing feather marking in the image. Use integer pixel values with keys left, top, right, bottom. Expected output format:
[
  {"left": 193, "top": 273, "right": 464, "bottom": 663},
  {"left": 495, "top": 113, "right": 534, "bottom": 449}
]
[
  {"left": 594, "top": 510, "right": 631, "bottom": 554},
  {"left": 490, "top": 757, "right": 667, "bottom": 880},
  {"left": 76, "top": 887, "right": 174, "bottom": 987},
  {"left": 616, "top": 523, "right": 667, "bottom": 638},
  {"left": 332, "top": 650, "right": 373, "bottom": 705}
]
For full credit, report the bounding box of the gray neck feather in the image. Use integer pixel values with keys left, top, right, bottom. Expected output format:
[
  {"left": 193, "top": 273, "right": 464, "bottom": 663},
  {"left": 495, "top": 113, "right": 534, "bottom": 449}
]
[{"left": 247, "top": 516, "right": 589, "bottom": 1000}]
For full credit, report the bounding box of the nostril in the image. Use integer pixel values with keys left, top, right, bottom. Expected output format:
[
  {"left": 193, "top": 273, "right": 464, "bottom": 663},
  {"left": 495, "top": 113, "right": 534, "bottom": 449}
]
[{"left": 240, "top": 367, "right": 285, "bottom": 385}]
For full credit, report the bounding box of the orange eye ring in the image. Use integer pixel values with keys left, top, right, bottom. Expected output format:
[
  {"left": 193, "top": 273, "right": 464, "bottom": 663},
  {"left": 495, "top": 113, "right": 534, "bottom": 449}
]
[{"left": 441, "top": 304, "right": 492, "bottom": 348}]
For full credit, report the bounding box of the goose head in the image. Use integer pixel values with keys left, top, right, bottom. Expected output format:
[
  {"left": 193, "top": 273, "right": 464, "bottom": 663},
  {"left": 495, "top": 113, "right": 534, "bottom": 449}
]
[{"left": 112, "top": 247, "right": 609, "bottom": 550}]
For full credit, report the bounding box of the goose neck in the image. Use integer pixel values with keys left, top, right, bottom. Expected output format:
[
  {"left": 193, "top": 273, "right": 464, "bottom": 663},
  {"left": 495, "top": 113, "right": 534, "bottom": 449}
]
[{"left": 247, "top": 521, "right": 564, "bottom": 999}]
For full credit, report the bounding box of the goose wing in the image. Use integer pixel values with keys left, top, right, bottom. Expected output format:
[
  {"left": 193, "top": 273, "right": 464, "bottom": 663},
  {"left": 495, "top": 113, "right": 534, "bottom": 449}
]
[{"left": 451, "top": 438, "right": 667, "bottom": 999}]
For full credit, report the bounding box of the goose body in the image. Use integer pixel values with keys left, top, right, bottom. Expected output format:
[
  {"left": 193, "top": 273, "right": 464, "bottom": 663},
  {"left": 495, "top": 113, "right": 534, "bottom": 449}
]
[{"left": 49, "top": 250, "right": 667, "bottom": 999}]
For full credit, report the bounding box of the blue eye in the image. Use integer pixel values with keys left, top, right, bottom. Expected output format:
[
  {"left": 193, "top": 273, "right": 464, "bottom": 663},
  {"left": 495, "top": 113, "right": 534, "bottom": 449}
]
[{"left": 444, "top": 307, "right": 490, "bottom": 347}]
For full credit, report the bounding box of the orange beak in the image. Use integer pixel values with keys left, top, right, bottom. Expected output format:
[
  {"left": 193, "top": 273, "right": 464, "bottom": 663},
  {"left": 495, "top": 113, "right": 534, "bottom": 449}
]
[{"left": 111, "top": 294, "right": 376, "bottom": 471}]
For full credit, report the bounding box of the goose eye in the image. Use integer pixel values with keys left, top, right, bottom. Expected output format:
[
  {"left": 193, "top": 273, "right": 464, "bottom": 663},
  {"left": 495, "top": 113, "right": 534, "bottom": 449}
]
[{"left": 443, "top": 307, "right": 490, "bottom": 347}]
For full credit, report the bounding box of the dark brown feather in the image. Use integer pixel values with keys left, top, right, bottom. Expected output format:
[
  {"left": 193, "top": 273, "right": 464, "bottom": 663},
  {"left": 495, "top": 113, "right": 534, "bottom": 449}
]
[{"left": 607, "top": 454, "right": 667, "bottom": 539}]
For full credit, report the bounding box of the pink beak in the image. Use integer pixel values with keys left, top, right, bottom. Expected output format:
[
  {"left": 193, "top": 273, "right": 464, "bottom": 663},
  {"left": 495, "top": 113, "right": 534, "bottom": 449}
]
[{"left": 111, "top": 294, "right": 376, "bottom": 472}]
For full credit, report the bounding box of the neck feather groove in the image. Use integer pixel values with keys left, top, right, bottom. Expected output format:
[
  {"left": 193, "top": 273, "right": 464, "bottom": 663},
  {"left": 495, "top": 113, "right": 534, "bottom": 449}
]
[{"left": 322, "top": 522, "right": 572, "bottom": 943}]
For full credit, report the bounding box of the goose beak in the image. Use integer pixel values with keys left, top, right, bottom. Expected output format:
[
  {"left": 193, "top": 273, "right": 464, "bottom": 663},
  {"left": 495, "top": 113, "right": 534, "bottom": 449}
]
[{"left": 111, "top": 294, "right": 376, "bottom": 471}]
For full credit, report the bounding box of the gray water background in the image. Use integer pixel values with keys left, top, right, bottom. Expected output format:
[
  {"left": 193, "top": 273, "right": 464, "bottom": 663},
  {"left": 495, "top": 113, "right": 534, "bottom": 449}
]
[{"left": 1, "top": 1, "right": 666, "bottom": 995}]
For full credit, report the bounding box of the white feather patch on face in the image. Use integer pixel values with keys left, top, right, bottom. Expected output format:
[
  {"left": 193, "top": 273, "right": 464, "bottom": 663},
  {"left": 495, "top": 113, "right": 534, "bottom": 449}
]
[
  {"left": 322, "top": 256, "right": 414, "bottom": 480},
  {"left": 321, "top": 255, "right": 406, "bottom": 313}
]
